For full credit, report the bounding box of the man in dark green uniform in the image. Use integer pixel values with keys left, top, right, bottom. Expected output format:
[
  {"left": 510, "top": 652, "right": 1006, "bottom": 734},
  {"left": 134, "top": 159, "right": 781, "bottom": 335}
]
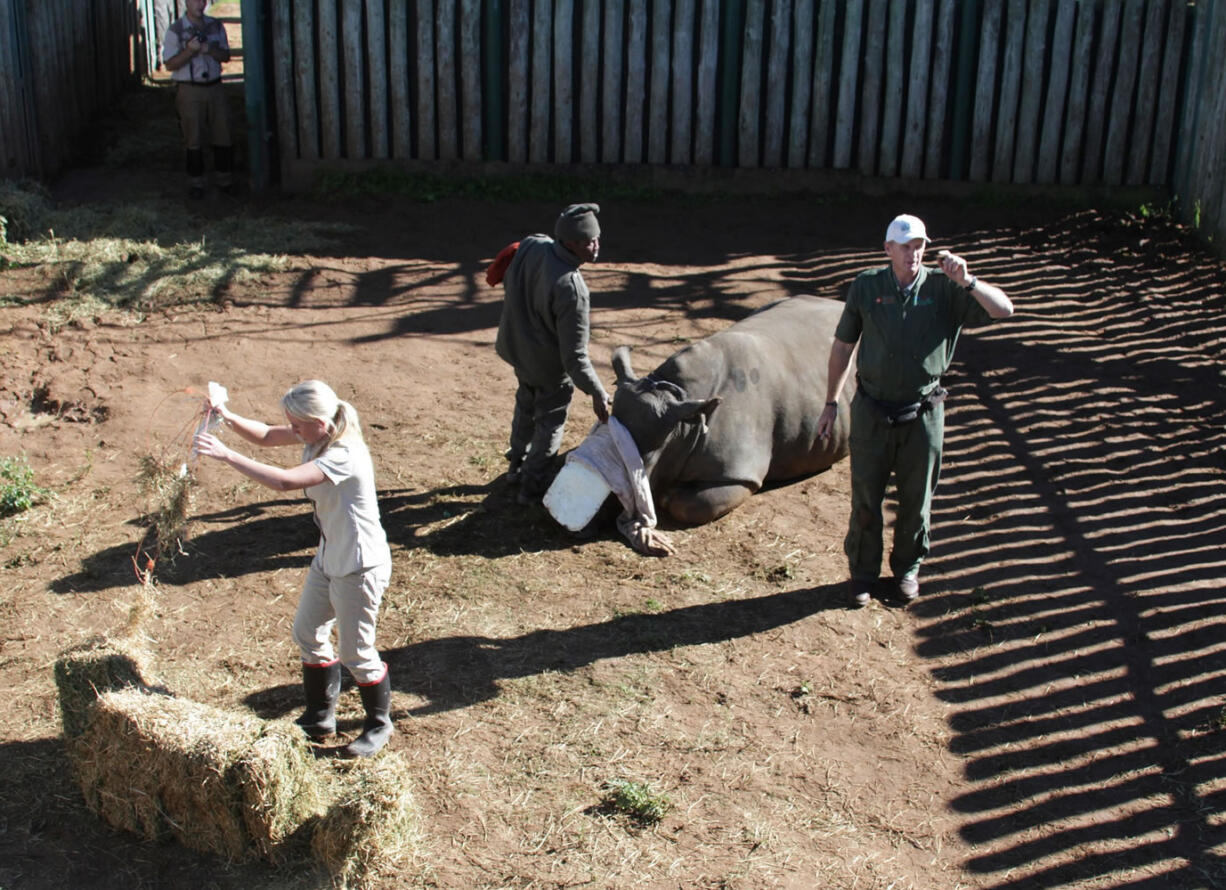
[{"left": 816, "top": 214, "right": 1013, "bottom": 608}]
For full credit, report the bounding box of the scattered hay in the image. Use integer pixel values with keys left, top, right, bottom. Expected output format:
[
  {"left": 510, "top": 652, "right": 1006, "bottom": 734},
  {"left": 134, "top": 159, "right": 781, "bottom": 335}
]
[
  {"left": 0, "top": 178, "right": 51, "bottom": 244},
  {"left": 121, "top": 573, "right": 159, "bottom": 638},
  {"left": 313, "top": 754, "right": 421, "bottom": 889},
  {"left": 53, "top": 636, "right": 163, "bottom": 739},
  {"left": 136, "top": 452, "right": 195, "bottom": 562}
]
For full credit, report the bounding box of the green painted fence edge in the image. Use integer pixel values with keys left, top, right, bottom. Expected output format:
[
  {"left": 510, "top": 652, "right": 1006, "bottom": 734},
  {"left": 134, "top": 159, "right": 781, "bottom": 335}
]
[
  {"left": 241, "top": 0, "right": 268, "bottom": 190},
  {"left": 484, "top": 0, "right": 504, "bottom": 161},
  {"left": 719, "top": 0, "right": 745, "bottom": 167}
]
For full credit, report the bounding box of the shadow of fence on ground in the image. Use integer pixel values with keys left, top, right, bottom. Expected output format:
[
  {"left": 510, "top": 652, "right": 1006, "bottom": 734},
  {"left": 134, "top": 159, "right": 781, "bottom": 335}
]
[{"left": 915, "top": 211, "right": 1226, "bottom": 889}]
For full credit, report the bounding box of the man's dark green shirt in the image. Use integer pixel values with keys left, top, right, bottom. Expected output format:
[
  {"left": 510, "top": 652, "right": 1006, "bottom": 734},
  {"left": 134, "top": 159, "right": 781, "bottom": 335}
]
[{"left": 834, "top": 264, "right": 995, "bottom": 404}]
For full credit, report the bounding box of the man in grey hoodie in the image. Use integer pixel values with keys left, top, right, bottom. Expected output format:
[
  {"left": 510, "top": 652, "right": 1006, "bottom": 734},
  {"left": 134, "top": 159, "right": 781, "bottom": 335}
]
[{"left": 495, "top": 203, "right": 612, "bottom": 505}]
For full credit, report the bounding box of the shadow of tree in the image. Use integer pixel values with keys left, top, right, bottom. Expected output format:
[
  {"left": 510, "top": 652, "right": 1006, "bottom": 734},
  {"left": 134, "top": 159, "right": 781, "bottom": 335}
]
[
  {"left": 50, "top": 480, "right": 585, "bottom": 594},
  {"left": 243, "top": 582, "right": 848, "bottom": 718}
]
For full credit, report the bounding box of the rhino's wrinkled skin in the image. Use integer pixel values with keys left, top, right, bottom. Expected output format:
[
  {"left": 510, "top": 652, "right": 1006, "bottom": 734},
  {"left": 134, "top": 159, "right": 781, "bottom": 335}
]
[{"left": 611, "top": 296, "right": 857, "bottom": 526}]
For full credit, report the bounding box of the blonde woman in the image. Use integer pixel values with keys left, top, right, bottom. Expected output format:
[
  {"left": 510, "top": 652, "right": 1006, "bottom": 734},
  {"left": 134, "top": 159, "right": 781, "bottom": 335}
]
[{"left": 193, "top": 380, "right": 393, "bottom": 757}]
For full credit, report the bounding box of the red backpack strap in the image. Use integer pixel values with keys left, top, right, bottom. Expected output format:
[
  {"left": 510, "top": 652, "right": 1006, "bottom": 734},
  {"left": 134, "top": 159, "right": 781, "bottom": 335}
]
[{"left": 485, "top": 241, "right": 520, "bottom": 286}]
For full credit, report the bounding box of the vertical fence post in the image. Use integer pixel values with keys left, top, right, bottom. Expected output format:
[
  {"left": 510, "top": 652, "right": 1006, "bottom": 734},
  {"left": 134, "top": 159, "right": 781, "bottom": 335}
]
[
  {"left": 484, "top": 0, "right": 504, "bottom": 160},
  {"left": 718, "top": 0, "right": 744, "bottom": 167},
  {"left": 693, "top": 0, "right": 719, "bottom": 166},
  {"left": 948, "top": 0, "right": 980, "bottom": 181},
  {"left": 242, "top": 0, "right": 269, "bottom": 190},
  {"left": 506, "top": 0, "right": 528, "bottom": 162},
  {"left": 601, "top": 0, "right": 625, "bottom": 163}
]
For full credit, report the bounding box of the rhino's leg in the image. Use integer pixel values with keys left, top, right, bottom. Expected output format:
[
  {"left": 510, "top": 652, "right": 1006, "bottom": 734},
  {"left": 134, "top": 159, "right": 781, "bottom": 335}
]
[{"left": 663, "top": 482, "right": 757, "bottom": 525}]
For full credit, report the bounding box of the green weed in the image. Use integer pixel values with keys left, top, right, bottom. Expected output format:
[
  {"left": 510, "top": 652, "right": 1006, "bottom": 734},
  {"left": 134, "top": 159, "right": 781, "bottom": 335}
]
[
  {"left": 600, "top": 779, "right": 672, "bottom": 825},
  {"left": 764, "top": 563, "right": 795, "bottom": 583},
  {"left": 1139, "top": 200, "right": 1174, "bottom": 220},
  {"left": 0, "top": 455, "right": 48, "bottom": 518}
]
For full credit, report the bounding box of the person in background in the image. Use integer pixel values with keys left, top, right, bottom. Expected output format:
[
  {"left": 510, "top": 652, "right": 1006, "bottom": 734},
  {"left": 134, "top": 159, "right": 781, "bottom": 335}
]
[
  {"left": 816, "top": 214, "right": 1013, "bottom": 608},
  {"left": 162, "top": 0, "right": 234, "bottom": 199},
  {"left": 494, "top": 203, "right": 612, "bottom": 505},
  {"left": 193, "top": 380, "right": 394, "bottom": 757},
  {"left": 152, "top": 0, "right": 178, "bottom": 72}
]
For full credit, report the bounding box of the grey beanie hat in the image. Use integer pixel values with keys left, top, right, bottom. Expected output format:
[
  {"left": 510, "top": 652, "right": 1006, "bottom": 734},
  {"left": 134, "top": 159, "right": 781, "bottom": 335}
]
[{"left": 555, "top": 203, "right": 601, "bottom": 243}]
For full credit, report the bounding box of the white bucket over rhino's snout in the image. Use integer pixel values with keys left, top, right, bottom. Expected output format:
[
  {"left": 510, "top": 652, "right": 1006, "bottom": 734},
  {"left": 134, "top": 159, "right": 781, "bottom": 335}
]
[{"left": 544, "top": 460, "right": 612, "bottom": 531}]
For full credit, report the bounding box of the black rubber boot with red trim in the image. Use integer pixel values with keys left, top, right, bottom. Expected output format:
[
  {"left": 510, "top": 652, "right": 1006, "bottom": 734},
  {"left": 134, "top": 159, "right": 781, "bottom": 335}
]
[
  {"left": 296, "top": 659, "right": 341, "bottom": 740},
  {"left": 345, "top": 664, "right": 393, "bottom": 758}
]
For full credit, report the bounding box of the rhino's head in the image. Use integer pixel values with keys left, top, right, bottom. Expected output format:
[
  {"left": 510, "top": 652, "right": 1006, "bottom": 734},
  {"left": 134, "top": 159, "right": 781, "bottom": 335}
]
[{"left": 611, "top": 346, "right": 721, "bottom": 461}]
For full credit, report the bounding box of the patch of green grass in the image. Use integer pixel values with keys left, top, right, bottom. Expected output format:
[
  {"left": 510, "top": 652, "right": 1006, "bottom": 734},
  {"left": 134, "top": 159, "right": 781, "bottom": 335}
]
[
  {"left": 763, "top": 563, "right": 795, "bottom": 583},
  {"left": 670, "top": 568, "right": 713, "bottom": 587},
  {"left": 600, "top": 778, "right": 672, "bottom": 825},
  {"left": 1139, "top": 200, "right": 1174, "bottom": 220},
  {"left": 0, "top": 455, "right": 48, "bottom": 518}
]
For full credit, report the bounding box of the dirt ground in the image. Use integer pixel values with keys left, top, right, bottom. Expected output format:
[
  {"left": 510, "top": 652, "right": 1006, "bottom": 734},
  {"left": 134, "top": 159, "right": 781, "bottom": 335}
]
[{"left": 2, "top": 100, "right": 1226, "bottom": 888}]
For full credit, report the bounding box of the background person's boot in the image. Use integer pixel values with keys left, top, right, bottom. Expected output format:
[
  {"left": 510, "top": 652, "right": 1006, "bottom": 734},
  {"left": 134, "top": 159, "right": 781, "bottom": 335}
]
[
  {"left": 345, "top": 664, "right": 393, "bottom": 757},
  {"left": 296, "top": 659, "right": 341, "bottom": 739},
  {"left": 213, "top": 144, "right": 235, "bottom": 194}
]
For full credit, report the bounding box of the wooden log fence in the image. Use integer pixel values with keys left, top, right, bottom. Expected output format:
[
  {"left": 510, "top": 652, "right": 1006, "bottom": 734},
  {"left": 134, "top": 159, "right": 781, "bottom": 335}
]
[
  {"left": 1, "top": 0, "right": 1225, "bottom": 249},
  {"left": 0, "top": 0, "right": 145, "bottom": 181},
  {"left": 263, "top": 0, "right": 1195, "bottom": 191}
]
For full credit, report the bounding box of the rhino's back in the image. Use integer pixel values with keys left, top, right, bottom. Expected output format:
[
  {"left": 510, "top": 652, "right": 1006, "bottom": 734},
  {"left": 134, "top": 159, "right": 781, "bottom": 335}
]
[{"left": 659, "top": 296, "right": 854, "bottom": 485}]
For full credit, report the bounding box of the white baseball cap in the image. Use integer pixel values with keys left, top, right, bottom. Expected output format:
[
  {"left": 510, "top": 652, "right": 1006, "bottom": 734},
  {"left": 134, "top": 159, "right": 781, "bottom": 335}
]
[{"left": 885, "top": 214, "right": 930, "bottom": 244}]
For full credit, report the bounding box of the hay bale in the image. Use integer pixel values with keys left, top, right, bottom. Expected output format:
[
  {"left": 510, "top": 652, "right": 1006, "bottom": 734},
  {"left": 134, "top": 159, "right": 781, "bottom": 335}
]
[
  {"left": 56, "top": 637, "right": 409, "bottom": 874},
  {"left": 312, "top": 753, "right": 420, "bottom": 889},
  {"left": 237, "top": 720, "right": 334, "bottom": 860},
  {"left": 53, "top": 637, "right": 163, "bottom": 739},
  {"left": 71, "top": 689, "right": 265, "bottom": 860}
]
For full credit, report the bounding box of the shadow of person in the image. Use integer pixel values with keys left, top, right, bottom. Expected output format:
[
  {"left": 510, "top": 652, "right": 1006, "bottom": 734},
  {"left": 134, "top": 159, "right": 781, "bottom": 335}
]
[
  {"left": 377, "top": 483, "right": 611, "bottom": 558},
  {"left": 242, "top": 581, "right": 847, "bottom": 719}
]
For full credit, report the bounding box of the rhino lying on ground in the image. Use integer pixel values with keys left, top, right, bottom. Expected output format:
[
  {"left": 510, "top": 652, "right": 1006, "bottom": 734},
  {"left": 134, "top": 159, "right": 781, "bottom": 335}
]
[{"left": 610, "top": 295, "right": 857, "bottom": 529}]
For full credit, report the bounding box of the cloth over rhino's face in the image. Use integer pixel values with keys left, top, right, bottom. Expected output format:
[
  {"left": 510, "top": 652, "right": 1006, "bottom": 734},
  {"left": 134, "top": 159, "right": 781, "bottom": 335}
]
[{"left": 610, "top": 346, "right": 720, "bottom": 459}]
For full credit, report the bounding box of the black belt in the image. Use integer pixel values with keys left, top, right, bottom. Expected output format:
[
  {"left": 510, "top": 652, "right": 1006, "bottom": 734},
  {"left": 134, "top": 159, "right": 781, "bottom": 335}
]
[{"left": 857, "top": 377, "right": 947, "bottom": 426}]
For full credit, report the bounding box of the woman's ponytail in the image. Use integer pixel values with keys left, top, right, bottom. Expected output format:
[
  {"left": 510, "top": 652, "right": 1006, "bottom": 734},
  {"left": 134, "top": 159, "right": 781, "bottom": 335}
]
[{"left": 281, "top": 380, "right": 364, "bottom": 457}]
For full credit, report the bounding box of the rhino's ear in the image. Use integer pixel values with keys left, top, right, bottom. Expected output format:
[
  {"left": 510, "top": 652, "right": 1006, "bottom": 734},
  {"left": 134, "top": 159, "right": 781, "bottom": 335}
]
[
  {"left": 674, "top": 397, "right": 721, "bottom": 434},
  {"left": 612, "top": 346, "right": 638, "bottom": 384}
]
